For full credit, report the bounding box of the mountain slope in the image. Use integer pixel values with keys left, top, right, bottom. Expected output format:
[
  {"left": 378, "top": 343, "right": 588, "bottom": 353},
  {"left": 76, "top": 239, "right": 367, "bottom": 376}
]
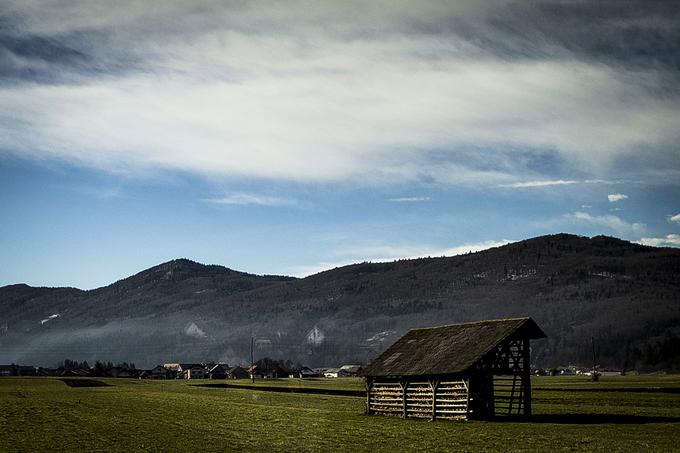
[{"left": 1, "top": 235, "right": 678, "bottom": 370}]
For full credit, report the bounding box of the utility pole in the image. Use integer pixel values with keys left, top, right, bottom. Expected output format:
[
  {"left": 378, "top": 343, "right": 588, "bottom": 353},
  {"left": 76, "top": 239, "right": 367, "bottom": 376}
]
[
  {"left": 250, "top": 336, "right": 255, "bottom": 383},
  {"left": 591, "top": 336, "right": 599, "bottom": 382}
]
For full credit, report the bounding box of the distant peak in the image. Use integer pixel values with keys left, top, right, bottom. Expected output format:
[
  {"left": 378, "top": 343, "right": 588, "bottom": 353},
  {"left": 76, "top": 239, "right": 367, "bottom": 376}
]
[
  {"left": 153, "top": 259, "right": 225, "bottom": 273},
  {"left": 162, "top": 258, "right": 203, "bottom": 267}
]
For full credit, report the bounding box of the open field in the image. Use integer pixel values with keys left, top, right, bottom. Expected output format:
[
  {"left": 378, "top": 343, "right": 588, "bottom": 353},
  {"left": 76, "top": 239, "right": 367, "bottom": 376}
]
[{"left": 1, "top": 375, "right": 679, "bottom": 452}]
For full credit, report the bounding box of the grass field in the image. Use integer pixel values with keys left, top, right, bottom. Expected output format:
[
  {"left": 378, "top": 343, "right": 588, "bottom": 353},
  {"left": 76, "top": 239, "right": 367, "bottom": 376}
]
[{"left": 1, "top": 375, "right": 679, "bottom": 452}]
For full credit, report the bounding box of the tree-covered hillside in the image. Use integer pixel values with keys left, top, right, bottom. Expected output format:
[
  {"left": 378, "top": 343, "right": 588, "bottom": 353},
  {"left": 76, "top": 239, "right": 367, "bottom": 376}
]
[{"left": 1, "top": 234, "right": 678, "bottom": 370}]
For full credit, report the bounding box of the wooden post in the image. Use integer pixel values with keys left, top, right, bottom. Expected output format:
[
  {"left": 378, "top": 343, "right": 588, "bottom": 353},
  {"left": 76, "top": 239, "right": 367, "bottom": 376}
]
[
  {"left": 508, "top": 373, "right": 515, "bottom": 415},
  {"left": 366, "top": 378, "right": 373, "bottom": 415},
  {"left": 522, "top": 338, "right": 532, "bottom": 416},
  {"left": 463, "top": 379, "right": 470, "bottom": 420},
  {"left": 430, "top": 379, "right": 438, "bottom": 421},
  {"left": 488, "top": 373, "right": 495, "bottom": 418},
  {"left": 401, "top": 380, "right": 408, "bottom": 418}
]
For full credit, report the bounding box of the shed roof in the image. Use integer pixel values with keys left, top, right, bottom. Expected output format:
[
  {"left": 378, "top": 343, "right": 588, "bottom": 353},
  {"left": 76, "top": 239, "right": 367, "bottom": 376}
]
[{"left": 362, "top": 317, "right": 546, "bottom": 378}]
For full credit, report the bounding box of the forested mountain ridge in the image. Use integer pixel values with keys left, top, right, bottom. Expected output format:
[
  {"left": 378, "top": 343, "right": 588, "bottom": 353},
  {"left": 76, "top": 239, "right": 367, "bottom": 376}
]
[{"left": 1, "top": 234, "right": 678, "bottom": 370}]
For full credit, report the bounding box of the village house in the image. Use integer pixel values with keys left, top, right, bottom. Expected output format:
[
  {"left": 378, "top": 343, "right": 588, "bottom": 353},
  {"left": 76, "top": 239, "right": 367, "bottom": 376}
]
[
  {"left": 149, "top": 365, "right": 171, "bottom": 379},
  {"left": 339, "top": 364, "right": 363, "bottom": 377},
  {"left": 247, "top": 364, "right": 272, "bottom": 379},
  {"left": 362, "top": 317, "right": 546, "bottom": 421},
  {"left": 164, "top": 363, "right": 207, "bottom": 379},
  {"left": 228, "top": 366, "right": 249, "bottom": 379},
  {"left": 298, "top": 366, "right": 318, "bottom": 378},
  {"left": 139, "top": 365, "right": 170, "bottom": 379},
  {"left": 179, "top": 364, "right": 207, "bottom": 379},
  {"left": 323, "top": 368, "right": 341, "bottom": 378},
  {"left": 288, "top": 366, "right": 318, "bottom": 378},
  {"left": 208, "top": 364, "right": 228, "bottom": 379}
]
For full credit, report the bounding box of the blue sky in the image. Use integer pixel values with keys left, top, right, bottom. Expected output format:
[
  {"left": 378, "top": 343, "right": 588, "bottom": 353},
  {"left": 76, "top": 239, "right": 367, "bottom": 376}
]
[{"left": 1, "top": 1, "right": 679, "bottom": 289}]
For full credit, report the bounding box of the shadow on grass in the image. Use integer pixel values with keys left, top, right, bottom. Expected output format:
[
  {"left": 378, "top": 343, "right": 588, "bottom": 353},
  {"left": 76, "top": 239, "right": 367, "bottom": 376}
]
[
  {"left": 497, "top": 414, "right": 680, "bottom": 424},
  {"left": 196, "top": 382, "right": 363, "bottom": 397},
  {"left": 59, "top": 378, "right": 111, "bottom": 388},
  {"left": 534, "top": 387, "right": 680, "bottom": 394}
]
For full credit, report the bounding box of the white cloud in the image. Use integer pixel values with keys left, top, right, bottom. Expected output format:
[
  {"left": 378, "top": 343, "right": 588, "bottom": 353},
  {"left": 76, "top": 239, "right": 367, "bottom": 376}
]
[
  {"left": 669, "top": 213, "right": 680, "bottom": 223},
  {"left": 498, "top": 179, "right": 630, "bottom": 189},
  {"left": 287, "top": 259, "right": 366, "bottom": 278},
  {"left": 204, "top": 193, "right": 299, "bottom": 207},
  {"left": 389, "top": 197, "right": 431, "bottom": 202},
  {"left": 608, "top": 193, "right": 628, "bottom": 202},
  {"left": 1, "top": 2, "right": 679, "bottom": 186},
  {"left": 568, "top": 211, "right": 645, "bottom": 235},
  {"left": 498, "top": 180, "right": 579, "bottom": 188},
  {"left": 342, "top": 240, "right": 515, "bottom": 261},
  {"left": 289, "top": 239, "right": 513, "bottom": 276},
  {"left": 637, "top": 234, "right": 680, "bottom": 247}
]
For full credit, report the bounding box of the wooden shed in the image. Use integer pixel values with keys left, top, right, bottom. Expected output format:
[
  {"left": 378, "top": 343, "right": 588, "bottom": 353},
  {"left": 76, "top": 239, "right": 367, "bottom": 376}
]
[{"left": 362, "top": 317, "right": 546, "bottom": 420}]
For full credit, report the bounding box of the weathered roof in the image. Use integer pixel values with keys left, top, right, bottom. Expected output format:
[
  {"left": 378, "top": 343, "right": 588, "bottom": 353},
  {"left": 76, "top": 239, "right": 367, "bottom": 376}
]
[{"left": 362, "top": 317, "right": 546, "bottom": 378}]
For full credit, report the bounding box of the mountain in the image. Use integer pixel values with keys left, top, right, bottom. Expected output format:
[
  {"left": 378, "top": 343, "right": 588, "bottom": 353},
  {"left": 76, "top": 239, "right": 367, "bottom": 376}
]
[{"left": 1, "top": 234, "right": 679, "bottom": 370}]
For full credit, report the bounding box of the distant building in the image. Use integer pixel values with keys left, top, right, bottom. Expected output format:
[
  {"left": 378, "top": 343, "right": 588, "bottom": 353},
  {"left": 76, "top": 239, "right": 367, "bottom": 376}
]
[
  {"left": 181, "top": 364, "right": 207, "bottom": 379},
  {"left": 363, "top": 317, "right": 546, "bottom": 421},
  {"left": 149, "top": 365, "right": 171, "bottom": 379},
  {"left": 247, "top": 365, "right": 272, "bottom": 379},
  {"left": 339, "top": 364, "right": 362, "bottom": 376},
  {"left": 323, "top": 368, "right": 341, "bottom": 378},
  {"left": 289, "top": 366, "right": 318, "bottom": 378},
  {"left": 228, "top": 366, "right": 249, "bottom": 379},
  {"left": 164, "top": 363, "right": 207, "bottom": 379},
  {"left": 208, "top": 364, "right": 228, "bottom": 379},
  {"left": 299, "top": 366, "right": 318, "bottom": 378}
]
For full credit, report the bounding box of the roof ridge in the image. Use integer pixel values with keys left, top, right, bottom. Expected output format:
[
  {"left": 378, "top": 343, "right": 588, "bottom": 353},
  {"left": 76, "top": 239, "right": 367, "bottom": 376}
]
[{"left": 409, "top": 316, "right": 530, "bottom": 331}]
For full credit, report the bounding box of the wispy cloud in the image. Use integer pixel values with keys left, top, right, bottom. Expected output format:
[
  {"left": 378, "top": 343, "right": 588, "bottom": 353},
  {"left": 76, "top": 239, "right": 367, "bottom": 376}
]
[
  {"left": 289, "top": 239, "right": 514, "bottom": 277},
  {"left": 498, "top": 180, "right": 580, "bottom": 188},
  {"left": 389, "top": 197, "right": 431, "bottom": 203},
  {"left": 344, "top": 240, "right": 514, "bottom": 261},
  {"left": 608, "top": 193, "right": 628, "bottom": 202},
  {"left": 287, "top": 260, "right": 359, "bottom": 278},
  {"left": 1, "top": 1, "right": 678, "bottom": 186},
  {"left": 568, "top": 211, "right": 645, "bottom": 236},
  {"left": 669, "top": 213, "right": 680, "bottom": 223},
  {"left": 637, "top": 234, "right": 680, "bottom": 247},
  {"left": 497, "top": 179, "right": 630, "bottom": 189},
  {"left": 203, "top": 193, "right": 299, "bottom": 207}
]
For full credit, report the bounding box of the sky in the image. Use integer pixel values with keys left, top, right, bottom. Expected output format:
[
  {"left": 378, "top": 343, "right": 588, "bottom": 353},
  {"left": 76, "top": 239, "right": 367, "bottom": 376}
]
[{"left": 1, "top": 0, "right": 679, "bottom": 289}]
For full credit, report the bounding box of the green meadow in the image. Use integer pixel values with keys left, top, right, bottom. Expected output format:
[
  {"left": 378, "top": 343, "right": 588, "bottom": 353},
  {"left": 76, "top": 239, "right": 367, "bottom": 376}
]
[{"left": 1, "top": 376, "right": 679, "bottom": 452}]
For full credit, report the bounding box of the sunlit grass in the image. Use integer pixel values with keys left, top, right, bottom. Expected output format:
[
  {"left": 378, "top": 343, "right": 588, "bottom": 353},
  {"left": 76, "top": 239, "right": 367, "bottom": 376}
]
[{"left": 1, "top": 375, "right": 679, "bottom": 452}]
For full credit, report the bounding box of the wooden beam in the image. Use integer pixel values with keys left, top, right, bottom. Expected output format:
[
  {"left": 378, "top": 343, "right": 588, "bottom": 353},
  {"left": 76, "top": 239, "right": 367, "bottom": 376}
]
[
  {"left": 430, "top": 379, "right": 438, "bottom": 421},
  {"left": 522, "top": 338, "right": 532, "bottom": 416},
  {"left": 463, "top": 379, "right": 470, "bottom": 419},
  {"left": 366, "top": 377, "right": 373, "bottom": 415}
]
